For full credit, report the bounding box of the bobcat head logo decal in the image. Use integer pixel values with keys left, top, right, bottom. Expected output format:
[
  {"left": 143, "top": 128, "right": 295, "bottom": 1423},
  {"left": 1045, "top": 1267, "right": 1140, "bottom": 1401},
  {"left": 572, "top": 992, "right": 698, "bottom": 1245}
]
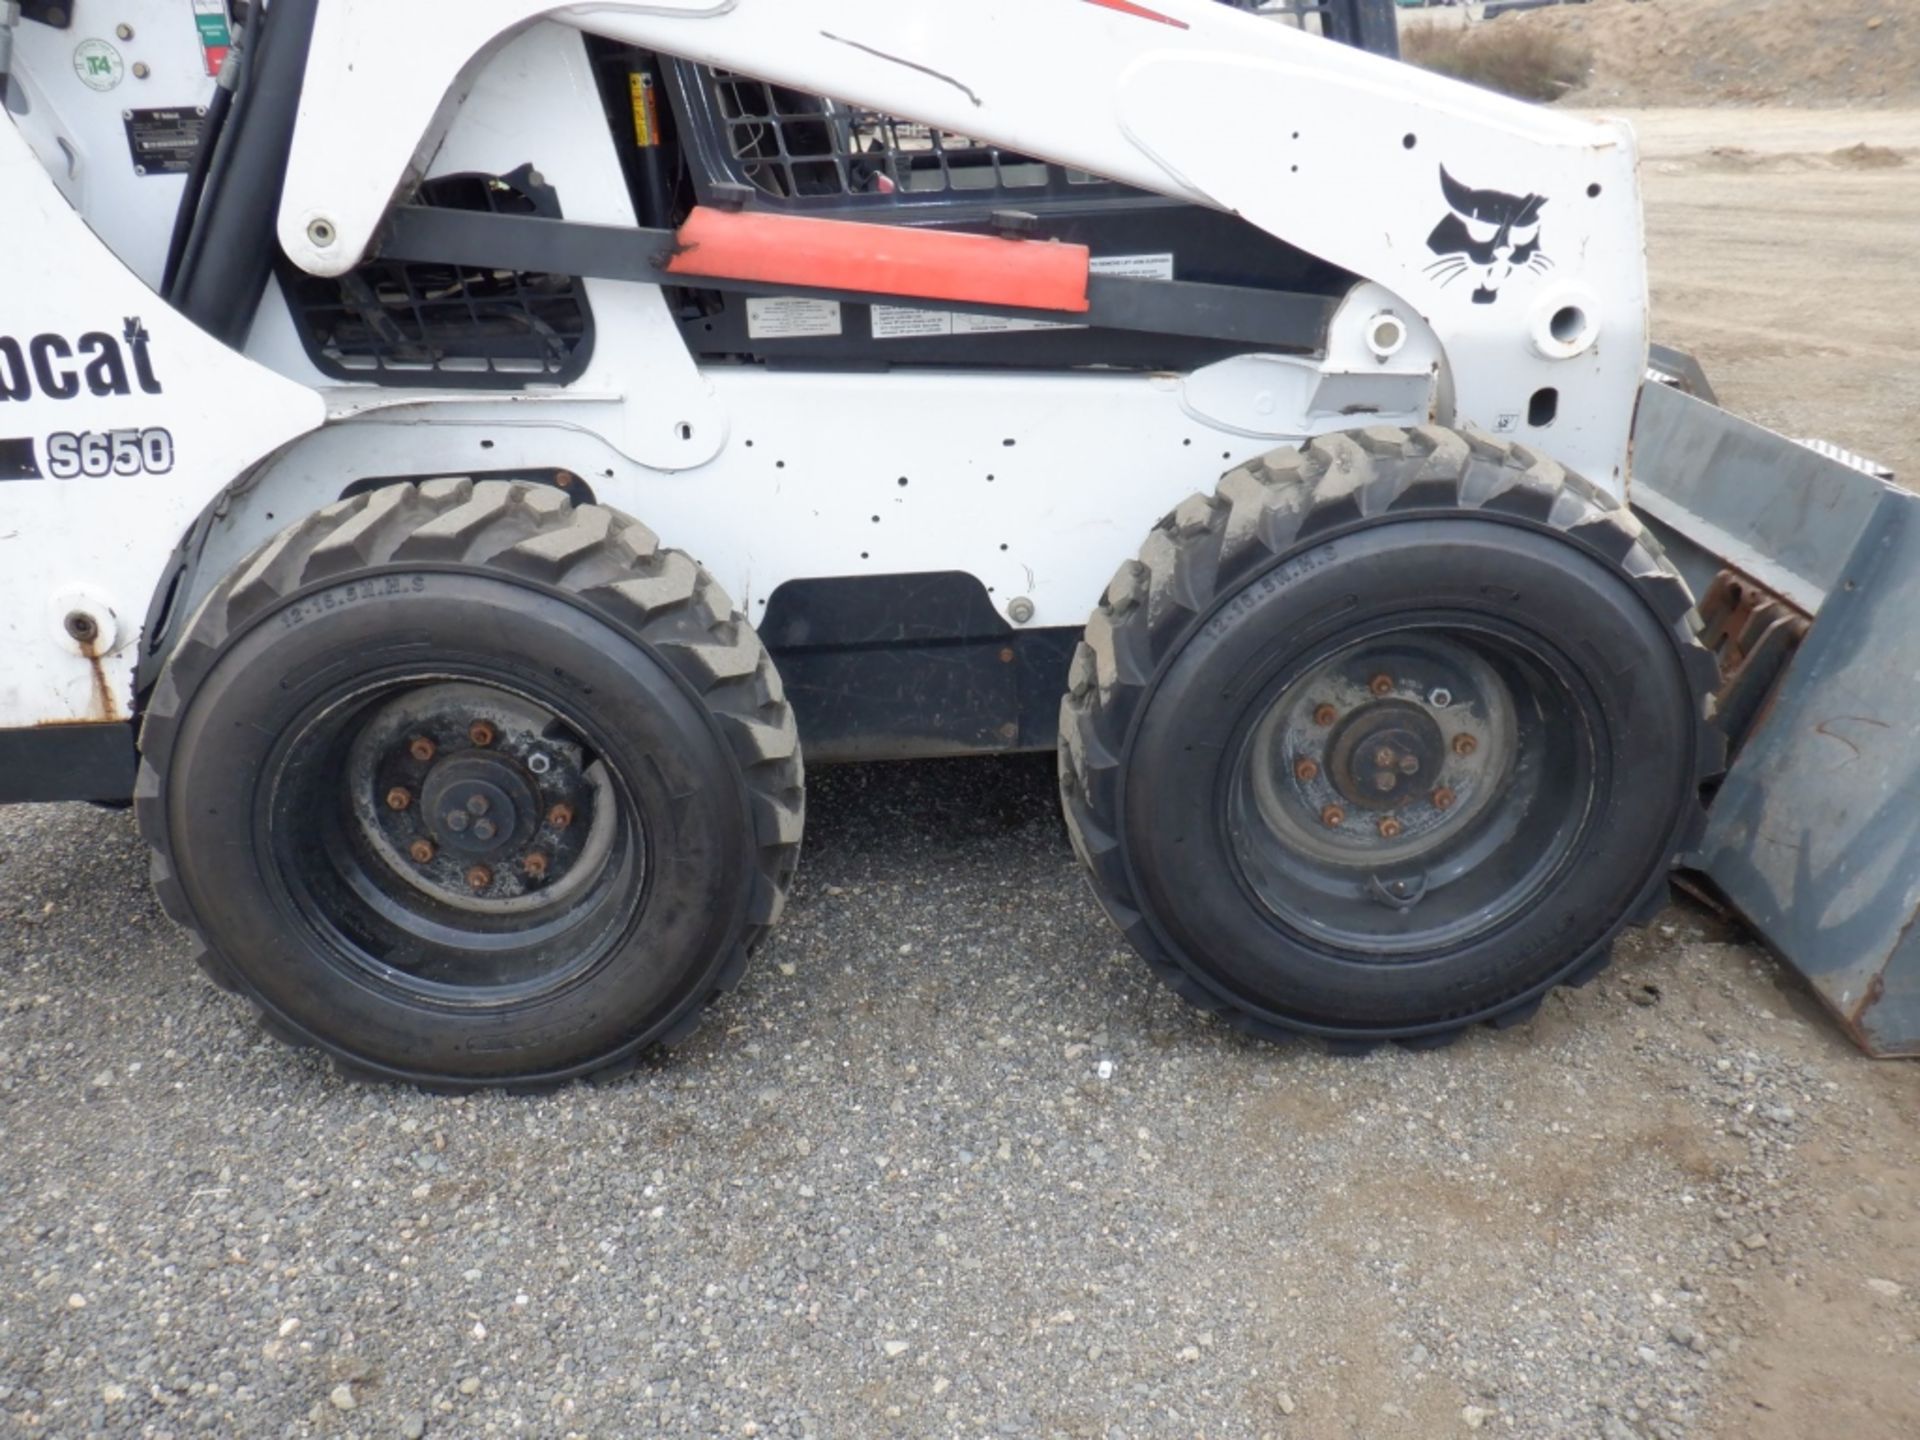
[{"left": 1424, "top": 167, "right": 1551, "bottom": 305}]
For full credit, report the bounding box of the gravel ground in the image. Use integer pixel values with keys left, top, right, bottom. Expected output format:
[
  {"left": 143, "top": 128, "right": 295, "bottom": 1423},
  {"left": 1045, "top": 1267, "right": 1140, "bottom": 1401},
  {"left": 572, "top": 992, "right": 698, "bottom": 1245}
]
[{"left": 4, "top": 755, "right": 1918, "bottom": 1440}]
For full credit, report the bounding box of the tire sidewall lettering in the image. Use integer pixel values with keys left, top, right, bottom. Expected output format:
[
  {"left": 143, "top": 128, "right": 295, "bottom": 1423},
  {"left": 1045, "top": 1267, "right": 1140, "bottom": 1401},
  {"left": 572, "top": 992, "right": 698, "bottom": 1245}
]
[{"left": 279, "top": 574, "right": 429, "bottom": 629}]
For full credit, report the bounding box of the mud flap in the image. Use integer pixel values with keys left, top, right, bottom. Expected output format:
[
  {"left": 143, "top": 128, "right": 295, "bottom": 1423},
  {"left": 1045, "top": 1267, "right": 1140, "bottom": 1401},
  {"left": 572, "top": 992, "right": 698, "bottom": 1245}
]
[{"left": 1631, "top": 377, "right": 1920, "bottom": 1057}]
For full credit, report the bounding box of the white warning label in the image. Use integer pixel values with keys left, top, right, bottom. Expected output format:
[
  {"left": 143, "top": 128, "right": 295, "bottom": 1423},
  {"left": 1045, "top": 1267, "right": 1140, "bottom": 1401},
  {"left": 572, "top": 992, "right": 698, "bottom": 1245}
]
[
  {"left": 868, "top": 254, "right": 1176, "bottom": 339},
  {"left": 746, "top": 296, "right": 843, "bottom": 340},
  {"left": 870, "top": 307, "right": 1077, "bottom": 338},
  {"left": 869, "top": 305, "right": 953, "bottom": 340},
  {"left": 1089, "top": 252, "right": 1175, "bottom": 281}
]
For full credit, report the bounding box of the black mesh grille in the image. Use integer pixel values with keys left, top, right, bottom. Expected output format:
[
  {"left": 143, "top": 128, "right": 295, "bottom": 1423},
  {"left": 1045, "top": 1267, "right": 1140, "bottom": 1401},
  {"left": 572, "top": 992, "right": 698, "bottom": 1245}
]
[
  {"left": 707, "top": 72, "right": 1111, "bottom": 204},
  {"left": 281, "top": 168, "right": 594, "bottom": 388}
]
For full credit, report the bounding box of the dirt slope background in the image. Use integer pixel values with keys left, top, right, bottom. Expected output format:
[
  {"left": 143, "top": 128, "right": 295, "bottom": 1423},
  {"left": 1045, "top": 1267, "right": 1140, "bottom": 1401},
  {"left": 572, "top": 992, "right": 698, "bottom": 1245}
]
[
  {"left": 1631, "top": 108, "right": 1919, "bottom": 483},
  {"left": 1495, "top": 0, "right": 1914, "bottom": 107}
]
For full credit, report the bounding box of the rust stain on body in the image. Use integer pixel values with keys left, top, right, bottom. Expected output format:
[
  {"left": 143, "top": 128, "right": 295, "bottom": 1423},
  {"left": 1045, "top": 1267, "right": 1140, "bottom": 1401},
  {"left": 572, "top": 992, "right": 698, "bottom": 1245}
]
[
  {"left": 84, "top": 650, "right": 120, "bottom": 722},
  {"left": 37, "top": 638, "right": 122, "bottom": 724}
]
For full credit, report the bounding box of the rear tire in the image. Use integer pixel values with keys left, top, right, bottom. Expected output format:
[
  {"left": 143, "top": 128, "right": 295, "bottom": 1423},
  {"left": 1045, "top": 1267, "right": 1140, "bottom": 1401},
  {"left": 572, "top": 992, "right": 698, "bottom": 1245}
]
[
  {"left": 136, "top": 479, "right": 803, "bottom": 1089},
  {"left": 1059, "top": 426, "right": 1721, "bottom": 1049}
]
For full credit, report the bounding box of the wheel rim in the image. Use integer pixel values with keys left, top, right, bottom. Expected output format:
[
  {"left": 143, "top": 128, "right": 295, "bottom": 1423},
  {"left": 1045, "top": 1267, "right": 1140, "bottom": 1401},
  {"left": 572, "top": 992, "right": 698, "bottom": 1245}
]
[
  {"left": 1225, "top": 619, "right": 1599, "bottom": 957},
  {"left": 261, "top": 673, "right": 648, "bottom": 1004}
]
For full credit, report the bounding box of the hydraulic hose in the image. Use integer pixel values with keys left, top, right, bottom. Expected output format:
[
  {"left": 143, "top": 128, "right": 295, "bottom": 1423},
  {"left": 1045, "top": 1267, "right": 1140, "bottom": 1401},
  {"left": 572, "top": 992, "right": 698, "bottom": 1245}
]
[
  {"left": 162, "top": 55, "right": 240, "bottom": 298},
  {"left": 170, "top": 0, "right": 321, "bottom": 349}
]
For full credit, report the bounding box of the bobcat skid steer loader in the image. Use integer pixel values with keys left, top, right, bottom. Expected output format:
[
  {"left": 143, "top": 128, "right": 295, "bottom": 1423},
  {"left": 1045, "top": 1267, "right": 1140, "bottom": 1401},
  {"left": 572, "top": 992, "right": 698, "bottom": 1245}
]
[{"left": 2, "top": 0, "right": 1914, "bottom": 1087}]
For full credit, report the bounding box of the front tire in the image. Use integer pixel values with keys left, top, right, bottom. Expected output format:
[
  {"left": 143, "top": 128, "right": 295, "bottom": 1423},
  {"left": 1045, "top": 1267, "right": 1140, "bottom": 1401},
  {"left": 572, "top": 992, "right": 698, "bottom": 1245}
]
[
  {"left": 136, "top": 479, "right": 803, "bottom": 1088},
  {"left": 1060, "top": 426, "right": 1721, "bottom": 1048}
]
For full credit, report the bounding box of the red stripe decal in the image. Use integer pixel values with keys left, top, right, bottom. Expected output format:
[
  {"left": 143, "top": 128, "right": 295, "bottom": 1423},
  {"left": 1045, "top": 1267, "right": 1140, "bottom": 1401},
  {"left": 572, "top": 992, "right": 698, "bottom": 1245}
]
[
  {"left": 665, "top": 208, "right": 1092, "bottom": 314},
  {"left": 1083, "top": 0, "right": 1190, "bottom": 29}
]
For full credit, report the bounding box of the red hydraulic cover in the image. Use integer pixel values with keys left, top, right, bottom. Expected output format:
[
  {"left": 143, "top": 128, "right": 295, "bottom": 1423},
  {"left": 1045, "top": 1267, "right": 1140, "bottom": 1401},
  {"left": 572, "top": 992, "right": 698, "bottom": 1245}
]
[{"left": 663, "top": 207, "right": 1093, "bottom": 314}]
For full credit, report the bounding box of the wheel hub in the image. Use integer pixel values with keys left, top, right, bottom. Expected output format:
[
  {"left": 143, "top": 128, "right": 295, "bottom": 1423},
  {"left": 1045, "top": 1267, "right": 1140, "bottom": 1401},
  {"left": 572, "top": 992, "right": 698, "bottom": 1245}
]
[
  {"left": 1242, "top": 634, "right": 1515, "bottom": 870},
  {"left": 345, "top": 682, "right": 616, "bottom": 914},
  {"left": 1227, "top": 623, "right": 1591, "bottom": 956},
  {"left": 1326, "top": 701, "right": 1445, "bottom": 813},
  {"left": 422, "top": 756, "right": 536, "bottom": 858}
]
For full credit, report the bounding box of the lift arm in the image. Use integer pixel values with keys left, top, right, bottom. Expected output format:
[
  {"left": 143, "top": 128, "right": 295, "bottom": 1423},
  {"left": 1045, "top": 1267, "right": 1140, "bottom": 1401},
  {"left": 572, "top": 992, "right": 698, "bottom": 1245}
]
[{"left": 275, "top": 0, "right": 1650, "bottom": 491}]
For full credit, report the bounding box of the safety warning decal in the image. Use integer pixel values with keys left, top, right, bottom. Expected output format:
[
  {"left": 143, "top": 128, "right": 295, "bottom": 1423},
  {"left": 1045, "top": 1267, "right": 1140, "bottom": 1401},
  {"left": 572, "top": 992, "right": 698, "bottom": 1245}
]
[
  {"left": 192, "top": 0, "right": 233, "bottom": 77},
  {"left": 871, "top": 253, "right": 1173, "bottom": 339},
  {"left": 745, "top": 297, "right": 844, "bottom": 340},
  {"left": 629, "top": 70, "right": 663, "bottom": 148}
]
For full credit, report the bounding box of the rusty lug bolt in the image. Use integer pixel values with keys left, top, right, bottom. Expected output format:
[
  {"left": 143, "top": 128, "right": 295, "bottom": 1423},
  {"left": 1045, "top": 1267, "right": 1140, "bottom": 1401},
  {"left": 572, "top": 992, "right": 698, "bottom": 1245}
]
[
  {"left": 1369, "top": 674, "right": 1395, "bottom": 697},
  {"left": 1293, "top": 757, "right": 1320, "bottom": 783},
  {"left": 1378, "top": 817, "right": 1404, "bottom": 840},
  {"left": 408, "top": 839, "right": 436, "bottom": 865},
  {"left": 472, "top": 819, "right": 498, "bottom": 842},
  {"left": 1312, "top": 704, "right": 1338, "bottom": 727},
  {"left": 1452, "top": 733, "right": 1479, "bottom": 757},
  {"left": 522, "top": 852, "right": 550, "bottom": 880},
  {"left": 385, "top": 786, "right": 412, "bottom": 812},
  {"left": 444, "top": 810, "right": 471, "bottom": 834},
  {"left": 408, "top": 736, "right": 436, "bottom": 763},
  {"left": 548, "top": 803, "right": 575, "bottom": 830},
  {"left": 465, "top": 865, "right": 493, "bottom": 891},
  {"left": 468, "top": 720, "right": 496, "bottom": 748},
  {"left": 1320, "top": 804, "right": 1346, "bottom": 828},
  {"left": 1374, "top": 771, "right": 1397, "bottom": 792},
  {"left": 1433, "top": 787, "right": 1456, "bottom": 811}
]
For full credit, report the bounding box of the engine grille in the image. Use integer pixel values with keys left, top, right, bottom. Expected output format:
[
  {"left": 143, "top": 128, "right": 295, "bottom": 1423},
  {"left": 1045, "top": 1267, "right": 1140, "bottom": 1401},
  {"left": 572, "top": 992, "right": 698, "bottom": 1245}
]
[{"left": 280, "top": 167, "right": 594, "bottom": 389}]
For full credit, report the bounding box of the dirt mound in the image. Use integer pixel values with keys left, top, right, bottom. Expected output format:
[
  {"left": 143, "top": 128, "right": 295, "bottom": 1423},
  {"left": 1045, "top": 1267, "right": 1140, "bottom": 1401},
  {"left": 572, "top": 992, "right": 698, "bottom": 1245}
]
[
  {"left": 1682, "top": 141, "right": 1912, "bottom": 173},
  {"left": 1831, "top": 141, "right": 1908, "bottom": 167},
  {"left": 1471, "top": 0, "right": 1920, "bottom": 108}
]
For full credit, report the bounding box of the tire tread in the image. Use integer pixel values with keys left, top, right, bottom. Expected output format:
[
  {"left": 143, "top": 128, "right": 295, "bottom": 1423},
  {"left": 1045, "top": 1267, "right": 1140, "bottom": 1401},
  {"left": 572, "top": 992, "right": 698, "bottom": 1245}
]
[
  {"left": 1057, "top": 424, "right": 1723, "bottom": 1050},
  {"left": 135, "top": 481, "right": 802, "bottom": 1091}
]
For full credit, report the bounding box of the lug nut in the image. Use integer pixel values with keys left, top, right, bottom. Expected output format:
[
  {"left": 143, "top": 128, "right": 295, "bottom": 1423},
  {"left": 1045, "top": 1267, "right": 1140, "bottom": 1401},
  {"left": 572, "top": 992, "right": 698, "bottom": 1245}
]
[
  {"left": 522, "top": 852, "right": 550, "bottom": 880},
  {"left": 1313, "top": 704, "right": 1338, "bottom": 727},
  {"left": 1374, "top": 771, "right": 1397, "bottom": 792},
  {"left": 385, "top": 787, "right": 412, "bottom": 812},
  {"left": 472, "top": 819, "right": 498, "bottom": 842},
  {"left": 1374, "top": 746, "right": 1396, "bottom": 768},
  {"left": 469, "top": 720, "right": 496, "bottom": 747},
  {"left": 1369, "top": 674, "right": 1394, "bottom": 697},
  {"left": 1320, "top": 804, "right": 1346, "bottom": 828},
  {"left": 408, "top": 839, "right": 436, "bottom": 865},
  {"left": 465, "top": 794, "right": 490, "bottom": 816},
  {"left": 548, "top": 803, "right": 574, "bottom": 830},
  {"left": 1378, "top": 817, "right": 1404, "bottom": 840},
  {"left": 408, "top": 736, "right": 437, "bottom": 763},
  {"left": 1294, "top": 757, "right": 1320, "bottom": 783},
  {"left": 1433, "top": 787, "right": 1456, "bottom": 811},
  {"left": 1452, "top": 734, "right": 1478, "bottom": 757},
  {"left": 1398, "top": 754, "right": 1420, "bottom": 775},
  {"left": 445, "top": 810, "right": 471, "bottom": 833},
  {"left": 465, "top": 865, "right": 493, "bottom": 891}
]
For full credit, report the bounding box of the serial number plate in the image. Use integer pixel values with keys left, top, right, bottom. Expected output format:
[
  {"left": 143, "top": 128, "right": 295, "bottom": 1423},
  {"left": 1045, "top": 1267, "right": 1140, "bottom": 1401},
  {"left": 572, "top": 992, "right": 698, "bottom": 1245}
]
[{"left": 123, "top": 107, "right": 206, "bottom": 177}]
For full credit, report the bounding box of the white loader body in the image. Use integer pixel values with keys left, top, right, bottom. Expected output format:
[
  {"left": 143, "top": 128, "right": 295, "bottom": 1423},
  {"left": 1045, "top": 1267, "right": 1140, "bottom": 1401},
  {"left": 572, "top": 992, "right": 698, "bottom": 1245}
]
[{"left": 1, "top": 0, "right": 1646, "bottom": 730}]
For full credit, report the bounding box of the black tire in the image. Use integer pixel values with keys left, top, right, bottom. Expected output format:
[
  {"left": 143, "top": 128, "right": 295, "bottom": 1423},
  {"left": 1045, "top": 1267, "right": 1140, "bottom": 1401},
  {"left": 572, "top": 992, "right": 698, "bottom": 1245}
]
[
  {"left": 1059, "top": 425, "right": 1721, "bottom": 1049},
  {"left": 135, "top": 479, "right": 803, "bottom": 1089}
]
